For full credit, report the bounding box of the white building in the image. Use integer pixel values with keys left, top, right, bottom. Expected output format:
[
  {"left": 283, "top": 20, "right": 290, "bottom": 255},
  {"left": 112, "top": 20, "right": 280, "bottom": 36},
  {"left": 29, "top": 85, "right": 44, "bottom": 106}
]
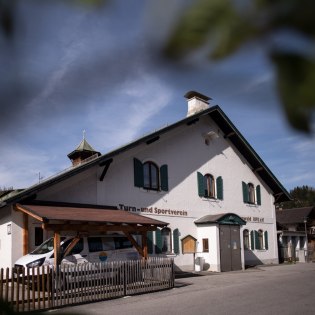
[{"left": 0, "top": 91, "right": 291, "bottom": 272}]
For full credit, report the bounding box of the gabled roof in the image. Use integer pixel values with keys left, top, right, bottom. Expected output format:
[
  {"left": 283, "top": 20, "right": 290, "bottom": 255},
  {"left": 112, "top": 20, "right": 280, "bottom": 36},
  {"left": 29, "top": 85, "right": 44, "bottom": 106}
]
[
  {"left": 276, "top": 207, "right": 315, "bottom": 225},
  {"left": 0, "top": 105, "right": 291, "bottom": 206}
]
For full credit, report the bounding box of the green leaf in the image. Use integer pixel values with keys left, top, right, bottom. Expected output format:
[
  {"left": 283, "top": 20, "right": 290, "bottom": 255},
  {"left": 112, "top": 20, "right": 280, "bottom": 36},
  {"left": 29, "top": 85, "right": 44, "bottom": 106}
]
[
  {"left": 271, "top": 52, "right": 315, "bottom": 132},
  {"left": 164, "top": 0, "right": 234, "bottom": 59}
]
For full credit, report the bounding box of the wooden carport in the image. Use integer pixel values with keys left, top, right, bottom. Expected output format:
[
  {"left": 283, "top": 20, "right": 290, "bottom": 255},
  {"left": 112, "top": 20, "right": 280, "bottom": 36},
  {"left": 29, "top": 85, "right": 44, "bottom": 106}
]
[{"left": 14, "top": 203, "right": 168, "bottom": 267}]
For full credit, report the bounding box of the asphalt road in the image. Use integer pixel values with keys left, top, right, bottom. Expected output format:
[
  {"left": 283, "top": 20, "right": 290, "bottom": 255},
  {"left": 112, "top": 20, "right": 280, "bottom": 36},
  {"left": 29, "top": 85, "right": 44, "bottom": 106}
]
[{"left": 45, "top": 263, "right": 315, "bottom": 315}]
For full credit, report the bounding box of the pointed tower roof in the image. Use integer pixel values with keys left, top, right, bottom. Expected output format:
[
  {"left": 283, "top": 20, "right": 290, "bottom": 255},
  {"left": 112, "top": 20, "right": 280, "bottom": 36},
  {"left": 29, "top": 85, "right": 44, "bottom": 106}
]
[{"left": 67, "top": 135, "right": 101, "bottom": 166}]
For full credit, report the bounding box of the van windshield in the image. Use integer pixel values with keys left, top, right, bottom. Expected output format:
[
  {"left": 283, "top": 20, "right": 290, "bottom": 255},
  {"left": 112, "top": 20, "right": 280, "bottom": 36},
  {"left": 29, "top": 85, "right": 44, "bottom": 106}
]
[
  {"left": 31, "top": 237, "right": 54, "bottom": 254},
  {"left": 30, "top": 237, "right": 66, "bottom": 255}
]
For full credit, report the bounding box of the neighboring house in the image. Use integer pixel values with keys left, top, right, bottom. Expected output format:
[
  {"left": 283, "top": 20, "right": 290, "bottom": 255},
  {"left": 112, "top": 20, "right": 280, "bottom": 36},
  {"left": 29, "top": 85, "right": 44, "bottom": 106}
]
[
  {"left": 0, "top": 91, "right": 291, "bottom": 272},
  {"left": 276, "top": 207, "right": 315, "bottom": 262}
]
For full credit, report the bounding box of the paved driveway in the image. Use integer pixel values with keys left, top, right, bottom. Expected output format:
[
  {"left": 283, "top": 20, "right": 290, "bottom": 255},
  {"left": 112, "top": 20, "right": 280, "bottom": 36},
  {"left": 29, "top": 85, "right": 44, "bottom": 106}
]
[{"left": 44, "top": 263, "right": 315, "bottom": 315}]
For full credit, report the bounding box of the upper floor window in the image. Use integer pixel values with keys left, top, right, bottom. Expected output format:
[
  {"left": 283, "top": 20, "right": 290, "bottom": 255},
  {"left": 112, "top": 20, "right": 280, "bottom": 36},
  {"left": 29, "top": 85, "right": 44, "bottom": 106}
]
[
  {"left": 242, "top": 181, "right": 261, "bottom": 205},
  {"left": 197, "top": 172, "right": 223, "bottom": 200},
  {"left": 143, "top": 161, "right": 159, "bottom": 190},
  {"left": 134, "top": 158, "right": 168, "bottom": 191}
]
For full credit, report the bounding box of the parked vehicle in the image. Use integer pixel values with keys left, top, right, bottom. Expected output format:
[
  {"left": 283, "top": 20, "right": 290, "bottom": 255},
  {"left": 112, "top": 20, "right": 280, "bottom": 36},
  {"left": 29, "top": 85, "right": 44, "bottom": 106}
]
[{"left": 14, "top": 234, "right": 140, "bottom": 270}]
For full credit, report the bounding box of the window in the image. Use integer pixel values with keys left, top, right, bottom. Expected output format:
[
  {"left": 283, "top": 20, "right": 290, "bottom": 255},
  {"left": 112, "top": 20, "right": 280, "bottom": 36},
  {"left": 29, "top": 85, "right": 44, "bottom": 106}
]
[
  {"left": 197, "top": 172, "right": 223, "bottom": 200},
  {"left": 114, "top": 237, "right": 133, "bottom": 249},
  {"left": 143, "top": 161, "right": 159, "bottom": 190},
  {"left": 161, "top": 228, "right": 172, "bottom": 253},
  {"left": 34, "top": 227, "right": 43, "bottom": 246},
  {"left": 68, "top": 238, "right": 84, "bottom": 255},
  {"left": 243, "top": 229, "right": 249, "bottom": 250},
  {"left": 248, "top": 183, "right": 255, "bottom": 204},
  {"left": 88, "top": 237, "right": 103, "bottom": 252},
  {"left": 252, "top": 229, "right": 268, "bottom": 250},
  {"left": 202, "top": 238, "right": 209, "bottom": 252},
  {"left": 134, "top": 158, "right": 168, "bottom": 191},
  {"left": 258, "top": 230, "right": 264, "bottom": 250},
  {"left": 204, "top": 174, "right": 215, "bottom": 198},
  {"left": 242, "top": 181, "right": 261, "bottom": 205}
]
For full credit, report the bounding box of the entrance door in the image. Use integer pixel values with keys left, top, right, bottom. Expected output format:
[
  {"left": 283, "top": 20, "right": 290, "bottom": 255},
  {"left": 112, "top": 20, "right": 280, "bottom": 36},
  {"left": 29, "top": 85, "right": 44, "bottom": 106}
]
[{"left": 219, "top": 225, "right": 242, "bottom": 272}]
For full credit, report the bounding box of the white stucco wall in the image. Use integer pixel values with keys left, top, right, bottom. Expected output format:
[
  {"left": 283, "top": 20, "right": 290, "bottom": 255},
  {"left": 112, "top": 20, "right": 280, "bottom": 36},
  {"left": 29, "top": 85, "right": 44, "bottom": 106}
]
[
  {"left": 1, "top": 113, "right": 280, "bottom": 270},
  {"left": 0, "top": 205, "right": 12, "bottom": 268}
]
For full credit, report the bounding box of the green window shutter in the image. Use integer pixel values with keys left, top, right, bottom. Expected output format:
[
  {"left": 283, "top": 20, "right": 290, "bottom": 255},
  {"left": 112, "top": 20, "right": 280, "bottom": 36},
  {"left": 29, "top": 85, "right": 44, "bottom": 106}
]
[
  {"left": 216, "top": 176, "right": 223, "bottom": 200},
  {"left": 147, "top": 231, "right": 153, "bottom": 254},
  {"left": 134, "top": 158, "right": 143, "bottom": 188},
  {"left": 264, "top": 231, "right": 268, "bottom": 250},
  {"left": 160, "top": 164, "right": 169, "bottom": 191},
  {"left": 254, "top": 230, "right": 260, "bottom": 250},
  {"left": 250, "top": 230, "right": 255, "bottom": 250},
  {"left": 256, "top": 185, "right": 261, "bottom": 205},
  {"left": 197, "top": 172, "right": 205, "bottom": 197},
  {"left": 242, "top": 181, "right": 249, "bottom": 203},
  {"left": 173, "top": 228, "right": 180, "bottom": 254},
  {"left": 155, "top": 229, "right": 162, "bottom": 254}
]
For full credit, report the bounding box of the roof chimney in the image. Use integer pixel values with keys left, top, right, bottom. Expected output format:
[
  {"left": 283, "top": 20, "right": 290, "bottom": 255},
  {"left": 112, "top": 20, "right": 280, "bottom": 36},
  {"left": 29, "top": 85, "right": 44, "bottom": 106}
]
[{"left": 184, "top": 91, "right": 211, "bottom": 117}]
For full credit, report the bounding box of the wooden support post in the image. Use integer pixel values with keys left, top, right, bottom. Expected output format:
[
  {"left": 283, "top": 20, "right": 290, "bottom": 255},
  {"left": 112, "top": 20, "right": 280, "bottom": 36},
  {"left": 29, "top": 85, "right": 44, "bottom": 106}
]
[
  {"left": 142, "top": 231, "right": 148, "bottom": 260},
  {"left": 23, "top": 213, "right": 29, "bottom": 255},
  {"left": 53, "top": 231, "right": 61, "bottom": 267},
  {"left": 124, "top": 232, "right": 144, "bottom": 257}
]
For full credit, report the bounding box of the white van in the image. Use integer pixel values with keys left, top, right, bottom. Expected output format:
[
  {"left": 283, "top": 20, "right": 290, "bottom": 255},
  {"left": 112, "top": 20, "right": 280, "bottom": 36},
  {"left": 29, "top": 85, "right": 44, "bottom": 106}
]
[{"left": 14, "top": 234, "right": 140, "bottom": 269}]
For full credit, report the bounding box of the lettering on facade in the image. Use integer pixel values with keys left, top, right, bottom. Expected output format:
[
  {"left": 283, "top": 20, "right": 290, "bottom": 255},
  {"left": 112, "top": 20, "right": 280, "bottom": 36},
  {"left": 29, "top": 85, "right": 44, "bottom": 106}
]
[
  {"left": 242, "top": 216, "right": 264, "bottom": 223},
  {"left": 118, "top": 204, "right": 188, "bottom": 217}
]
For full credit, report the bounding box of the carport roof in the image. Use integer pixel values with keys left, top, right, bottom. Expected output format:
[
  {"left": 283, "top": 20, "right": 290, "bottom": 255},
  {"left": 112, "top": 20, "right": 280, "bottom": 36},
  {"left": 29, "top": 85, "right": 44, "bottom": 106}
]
[{"left": 15, "top": 204, "right": 168, "bottom": 232}]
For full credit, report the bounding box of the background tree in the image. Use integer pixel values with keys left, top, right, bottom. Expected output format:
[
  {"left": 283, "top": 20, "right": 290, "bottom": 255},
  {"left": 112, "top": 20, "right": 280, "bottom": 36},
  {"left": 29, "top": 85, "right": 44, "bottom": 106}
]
[{"left": 278, "top": 185, "right": 315, "bottom": 209}]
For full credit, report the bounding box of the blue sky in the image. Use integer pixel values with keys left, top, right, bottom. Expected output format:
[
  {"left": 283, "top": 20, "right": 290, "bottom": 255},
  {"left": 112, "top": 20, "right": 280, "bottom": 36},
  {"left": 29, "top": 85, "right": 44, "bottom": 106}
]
[{"left": 0, "top": 0, "right": 314, "bottom": 192}]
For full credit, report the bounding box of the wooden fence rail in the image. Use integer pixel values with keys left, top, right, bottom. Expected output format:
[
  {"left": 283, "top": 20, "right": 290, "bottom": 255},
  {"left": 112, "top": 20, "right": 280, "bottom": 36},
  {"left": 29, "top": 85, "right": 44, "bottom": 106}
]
[{"left": 0, "top": 257, "right": 174, "bottom": 313}]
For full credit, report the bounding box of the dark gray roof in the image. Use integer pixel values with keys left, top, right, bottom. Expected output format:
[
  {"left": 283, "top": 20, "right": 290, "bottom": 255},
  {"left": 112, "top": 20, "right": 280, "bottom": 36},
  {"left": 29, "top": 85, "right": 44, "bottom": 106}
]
[
  {"left": 195, "top": 213, "right": 246, "bottom": 225},
  {"left": 0, "top": 105, "right": 291, "bottom": 206},
  {"left": 276, "top": 207, "right": 315, "bottom": 225}
]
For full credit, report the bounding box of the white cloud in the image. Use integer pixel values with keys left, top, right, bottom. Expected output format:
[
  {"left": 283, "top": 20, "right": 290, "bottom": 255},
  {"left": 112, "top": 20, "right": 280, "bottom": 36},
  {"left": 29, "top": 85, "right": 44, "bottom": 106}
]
[{"left": 87, "top": 70, "right": 173, "bottom": 152}]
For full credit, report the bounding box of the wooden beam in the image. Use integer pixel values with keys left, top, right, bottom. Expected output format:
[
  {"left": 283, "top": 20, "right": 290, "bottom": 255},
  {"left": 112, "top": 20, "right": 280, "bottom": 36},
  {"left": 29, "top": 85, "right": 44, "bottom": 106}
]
[
  {"left": 63, "top": 236, "right": 80, "bottom": 258},
  {"left": 253, "top": 167, "right": 264, "bottom": 172},
  {"left": 54, "top": 231, "right": 61, "bottom": 267},
  {"left": 224, "top": 131, "right": 235, "bottom": 138},
  {"left": 142, "top": 232, "right": 148, "bottom": 259},
  {"left": 124, "top": 232, "right": 144, "bottom": 257},
  {"left": 22, "top": 213, "right": 29, "bottom": 256},
  {"left": 42, "top": 223, "right": 157, "bottom": 233},
  {"left": 14, "top": 204, "right": 44, "bottom": 222},
  {"left": 99, "top": 158, "right": 113, "bottom": 181}
]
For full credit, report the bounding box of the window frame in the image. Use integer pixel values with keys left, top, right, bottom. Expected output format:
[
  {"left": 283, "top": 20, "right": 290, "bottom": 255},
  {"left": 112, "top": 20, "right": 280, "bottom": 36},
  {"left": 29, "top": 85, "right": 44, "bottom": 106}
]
[
  {"left": 243, "top": 229, "right": 250, "bottom": 250},
  {"left": 258, "top": 229, "right": 264, "bottom": 250},
  {"left": 202, "top": 238, "right": 209, "bottom": 252},
  {"left": 204, "top": 174, "right": 215, "bottom": 198},
  {"left": 248, "top": 183, "right": 255, "bottom": 204},
  {"left": 161, "top": 227, "right": 172, "bottom": 254},
  {"left": 143, "top": 161, "right": 160, "bottom": 191}
]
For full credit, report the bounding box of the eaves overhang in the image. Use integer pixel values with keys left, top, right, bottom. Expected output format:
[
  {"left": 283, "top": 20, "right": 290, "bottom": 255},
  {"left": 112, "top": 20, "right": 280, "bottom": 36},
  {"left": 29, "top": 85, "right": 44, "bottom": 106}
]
[
  {"left": 1, "top": 105, "right": 291, "bottom": 206},
  {"left": 208, "top": 107, "right": 291, "bottom": 203}
]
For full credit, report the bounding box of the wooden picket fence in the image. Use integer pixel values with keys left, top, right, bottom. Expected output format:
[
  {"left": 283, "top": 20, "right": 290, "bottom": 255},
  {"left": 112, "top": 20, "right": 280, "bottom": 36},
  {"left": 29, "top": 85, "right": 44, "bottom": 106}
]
[{"left": 0, "top": 258, "right": 174, "bottom": 313}]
